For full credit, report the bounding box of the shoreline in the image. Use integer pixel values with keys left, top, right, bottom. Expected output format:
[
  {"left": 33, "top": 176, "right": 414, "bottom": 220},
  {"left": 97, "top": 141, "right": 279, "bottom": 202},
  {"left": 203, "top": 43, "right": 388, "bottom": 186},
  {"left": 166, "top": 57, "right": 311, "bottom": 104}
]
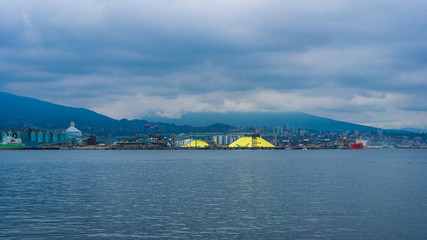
[{"left": 2, "top": 146, "right": 426, "bottom": 150}]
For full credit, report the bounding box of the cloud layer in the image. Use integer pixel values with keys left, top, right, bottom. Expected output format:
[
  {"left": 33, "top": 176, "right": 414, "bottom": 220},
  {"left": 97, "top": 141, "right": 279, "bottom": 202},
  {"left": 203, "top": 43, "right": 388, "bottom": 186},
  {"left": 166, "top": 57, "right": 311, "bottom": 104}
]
[{"left": 1, "top": 0, "right": 427, "bottom": 128}]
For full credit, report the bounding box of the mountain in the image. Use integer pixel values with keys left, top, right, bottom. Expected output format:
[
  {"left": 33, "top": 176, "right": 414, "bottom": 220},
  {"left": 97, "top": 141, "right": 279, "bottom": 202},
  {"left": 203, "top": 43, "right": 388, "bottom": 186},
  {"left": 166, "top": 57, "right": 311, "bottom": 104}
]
[
  {"left": 400, "top": 128, "right": 427, "bottom": 134},
  {"left": 0, "top": 92, "right": 233, "bottom": 135},
  {"left": 1, "top": 91, "right": 379, "bottom": 134},
  {"left": 0, "top": 91, "right": 116, "bottom": 130},
  {"left": 145, "top": 111, "right": 379, "bottom": 132}
]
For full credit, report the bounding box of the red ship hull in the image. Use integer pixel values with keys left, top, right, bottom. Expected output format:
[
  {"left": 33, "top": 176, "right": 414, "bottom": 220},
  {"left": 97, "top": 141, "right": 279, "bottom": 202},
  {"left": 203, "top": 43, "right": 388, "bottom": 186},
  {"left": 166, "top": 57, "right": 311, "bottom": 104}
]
[{"left": 350, "top": 143, "right": 366, "bottom": 149}]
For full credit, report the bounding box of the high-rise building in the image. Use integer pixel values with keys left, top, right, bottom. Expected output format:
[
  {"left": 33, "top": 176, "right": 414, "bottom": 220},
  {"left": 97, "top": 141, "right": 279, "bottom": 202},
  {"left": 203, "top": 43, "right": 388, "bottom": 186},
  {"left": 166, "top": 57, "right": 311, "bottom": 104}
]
[{"left": 274, "top": 126, "right": 283, "bottom": 136}]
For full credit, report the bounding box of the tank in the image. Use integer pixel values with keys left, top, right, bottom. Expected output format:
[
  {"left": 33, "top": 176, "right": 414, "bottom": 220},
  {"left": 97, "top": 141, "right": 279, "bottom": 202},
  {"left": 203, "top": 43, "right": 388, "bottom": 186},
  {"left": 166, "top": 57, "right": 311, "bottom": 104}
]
[
  {"left": 217, "top": 135, "right": 224, "bottom": 145},
  {"left": 52, "top": 132, "right": 60, "bottom": 143},
  {"left": 30, "top": 131, "right": 37, "bottom": 142},
  {"left": 59, "top": 131, "right": 66, "bottom": 142},
  {"left": 44, "top": 132, "right": 52, "bottom": 143},
  {"left": 37, "top": 131, "right": 44, "bottom": 143},
  {"left": 226, "top": 136, "right": 233, "bottom": 145}
]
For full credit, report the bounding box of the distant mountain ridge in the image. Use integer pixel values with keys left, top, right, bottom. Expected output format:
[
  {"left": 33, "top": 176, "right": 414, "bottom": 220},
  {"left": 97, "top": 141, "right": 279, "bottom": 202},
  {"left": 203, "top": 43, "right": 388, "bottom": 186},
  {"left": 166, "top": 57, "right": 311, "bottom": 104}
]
[
  {"left": 1, "top": 91, "right": 378, "bottom": 134},
  {"left": 400, "top": 128, "right": 427, "bottom": 134},
  {"left": 145, "top": 112, "right": 379, "bottom": 132},
  {"left": 0, "top": 91, "right": 116, "bottom": 130},
  {"left": 0, "top": 92, "right": 232, "bottom": 135}
]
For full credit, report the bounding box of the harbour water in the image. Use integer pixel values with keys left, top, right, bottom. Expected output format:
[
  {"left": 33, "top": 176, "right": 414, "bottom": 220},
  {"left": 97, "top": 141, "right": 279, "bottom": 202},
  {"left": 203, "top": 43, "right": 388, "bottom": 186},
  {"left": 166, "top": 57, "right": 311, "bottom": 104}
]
[{"left": 1, "top": 150, "right": 427, "bottom": 239}]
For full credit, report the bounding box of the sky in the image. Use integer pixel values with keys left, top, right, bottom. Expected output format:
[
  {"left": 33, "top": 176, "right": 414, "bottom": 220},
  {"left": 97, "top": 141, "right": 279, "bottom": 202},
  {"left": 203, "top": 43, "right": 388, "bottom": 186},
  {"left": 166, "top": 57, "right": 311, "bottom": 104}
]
[{"left": 1, "top": 0, "right": 427, "bottom": 129}]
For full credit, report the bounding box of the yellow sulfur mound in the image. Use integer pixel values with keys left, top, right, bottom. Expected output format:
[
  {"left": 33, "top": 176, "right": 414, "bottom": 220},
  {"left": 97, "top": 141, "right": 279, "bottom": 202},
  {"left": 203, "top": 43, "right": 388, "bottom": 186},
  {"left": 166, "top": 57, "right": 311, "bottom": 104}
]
[{"left": 229, "top": 136, "right": 275, "bottom": 148}]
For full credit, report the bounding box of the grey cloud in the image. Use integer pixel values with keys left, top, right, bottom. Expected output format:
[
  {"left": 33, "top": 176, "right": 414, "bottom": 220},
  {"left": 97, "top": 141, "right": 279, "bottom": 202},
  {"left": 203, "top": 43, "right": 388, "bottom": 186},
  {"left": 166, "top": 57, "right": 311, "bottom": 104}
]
[{"left": 1, "top": 0, "right": 427, "bottom": 127}]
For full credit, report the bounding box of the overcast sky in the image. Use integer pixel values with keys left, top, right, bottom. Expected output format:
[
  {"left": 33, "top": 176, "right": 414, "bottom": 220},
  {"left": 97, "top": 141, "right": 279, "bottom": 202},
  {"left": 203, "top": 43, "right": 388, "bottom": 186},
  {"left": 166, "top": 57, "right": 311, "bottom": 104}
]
[{"left": 1, "top": 0, "right": 427, "bottom": 129}]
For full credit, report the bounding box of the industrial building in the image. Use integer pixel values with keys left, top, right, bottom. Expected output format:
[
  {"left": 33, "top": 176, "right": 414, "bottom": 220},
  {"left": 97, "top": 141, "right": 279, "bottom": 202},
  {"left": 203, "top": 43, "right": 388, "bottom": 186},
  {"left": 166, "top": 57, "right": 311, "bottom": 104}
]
[
  {"left": 65, "top": 122, "right": 82, "bottom": 139},
  {"left": 181, "top": 139, "right": 209, "bottom": 148},
  {"left": 1, "top": 122, "right": 85, "bottom": 148},
  {"left": 213, "top": 135, "right": 241, "bottom": 146}
]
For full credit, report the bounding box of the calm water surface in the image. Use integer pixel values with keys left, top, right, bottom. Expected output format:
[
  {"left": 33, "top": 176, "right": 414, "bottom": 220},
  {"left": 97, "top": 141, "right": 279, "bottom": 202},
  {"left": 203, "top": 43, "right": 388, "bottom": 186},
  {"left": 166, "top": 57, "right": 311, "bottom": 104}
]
[{"left": 1, "top": 150, "right": 427, "bottom": 239}]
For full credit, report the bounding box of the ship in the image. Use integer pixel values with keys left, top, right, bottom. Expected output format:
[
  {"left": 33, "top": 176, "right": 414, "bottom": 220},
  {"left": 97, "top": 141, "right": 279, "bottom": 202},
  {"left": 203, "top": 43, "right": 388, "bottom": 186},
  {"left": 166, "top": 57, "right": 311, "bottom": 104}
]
[
  {"left": 350, "top": 138, "right": 367, "bottom": 150},
  {"left": 0, "top": 135, "right": 26, "bottom": 150}
]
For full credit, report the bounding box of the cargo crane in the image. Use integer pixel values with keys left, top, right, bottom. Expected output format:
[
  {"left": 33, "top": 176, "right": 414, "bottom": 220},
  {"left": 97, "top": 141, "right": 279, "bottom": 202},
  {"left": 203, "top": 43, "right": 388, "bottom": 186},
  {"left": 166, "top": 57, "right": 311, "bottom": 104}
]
[{"left": 338, "top": 132, "right": 349, "bottom": 149}]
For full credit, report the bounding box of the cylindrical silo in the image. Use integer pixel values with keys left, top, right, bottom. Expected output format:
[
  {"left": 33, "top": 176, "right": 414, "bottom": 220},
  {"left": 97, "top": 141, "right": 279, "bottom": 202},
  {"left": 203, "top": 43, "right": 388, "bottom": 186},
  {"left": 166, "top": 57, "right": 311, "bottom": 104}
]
[
  {"left": 37, "top": 131, "right": 44, "bottom": 143},
  {"left": 217, "top": 135, "right": 223, "bottom": 145},
  {"left": 52, "top": 132, "right": 59, "bottom": 143},
  {"left": 59, "top": 131, "right": 66, "bottom": 142},
  {"left": 30, "top": 131, "right": 37, "bottom": 142},
  {"left": 44, "top": 131, "right": 52, "bottom": 143}
]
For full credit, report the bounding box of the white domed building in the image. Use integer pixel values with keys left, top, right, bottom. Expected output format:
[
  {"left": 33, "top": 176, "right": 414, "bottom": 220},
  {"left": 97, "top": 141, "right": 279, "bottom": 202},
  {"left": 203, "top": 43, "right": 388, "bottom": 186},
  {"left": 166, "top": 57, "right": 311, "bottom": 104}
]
[{"left": 65, "top": 122, "right": 82, "bottom": 139}]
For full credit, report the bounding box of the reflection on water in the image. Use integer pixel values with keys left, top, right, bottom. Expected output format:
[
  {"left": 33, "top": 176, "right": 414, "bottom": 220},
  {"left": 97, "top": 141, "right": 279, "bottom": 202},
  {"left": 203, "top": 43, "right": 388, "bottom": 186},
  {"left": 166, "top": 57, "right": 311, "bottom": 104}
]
[{"left": 0, "top": 150, "right": 427, "bottom": 239}]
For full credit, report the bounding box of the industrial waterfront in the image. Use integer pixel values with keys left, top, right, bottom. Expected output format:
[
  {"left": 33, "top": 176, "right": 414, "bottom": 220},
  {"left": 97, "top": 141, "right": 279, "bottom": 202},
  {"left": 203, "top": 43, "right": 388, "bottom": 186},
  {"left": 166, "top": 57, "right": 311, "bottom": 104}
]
[{"left": 2, "top": 121, "right": 427, "bottom": 150}]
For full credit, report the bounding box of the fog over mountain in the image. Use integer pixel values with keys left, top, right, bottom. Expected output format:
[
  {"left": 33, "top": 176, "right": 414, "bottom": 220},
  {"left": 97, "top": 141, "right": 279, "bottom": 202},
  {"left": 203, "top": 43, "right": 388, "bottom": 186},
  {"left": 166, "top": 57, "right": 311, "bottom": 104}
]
[
  {"left": 145, "top": 111, "right": 378, "bottom": 132},
  {"left": 0, "top": 92, "right": 232, "bottom": 135},
  {"left": 1, "top": 91, "right": 379, "bottom": 133}
]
